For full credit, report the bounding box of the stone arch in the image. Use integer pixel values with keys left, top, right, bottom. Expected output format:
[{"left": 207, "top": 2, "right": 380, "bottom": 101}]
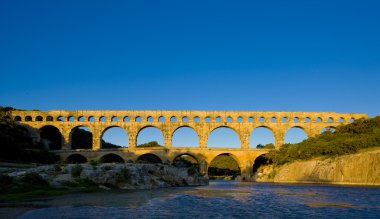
[
  {"left": 252, "top": 154, "right": 269, "bottom": 176},
  {"left": 172, "top": 153, "right": 199, "bottom": 170},
  {"left": 99, "top": 153, "right": 125, "bottom": 163},
  {"left": 320, "top": 126, "right": 336, "bottom": 134},
  {"left": 66, "top": 154, "right": 87, "bottom": 164},
  {"left": 101, "top": 126, "right": 129, "bottom": 148},
  {"left": 14, "top": 116, "right": 21, "bottom": 121},
  {"left": 136, "top": 126, "right": 164, "bottom": 146},
  {"left": 111, "top": 116, "right": 118, "bottom": 122},
  {"left": 170, "top": 116, "right": 177, "bottom": 122},
  {"left": 40, "top": 125, "right": 62, "bottom": 150},
  {"left": 25, "top": 116, "right": 32, "bottom": 121},
  {"left": 249, "top": 126, "right": 275, "bottom": 148},
  {"left": 171, "top": 126, "right": 199, "bottom": 147},
  {"left": 207, "top": 126, "right": 241, "bottom": 148},
  {"left": 284, "top": 126, "right": 308, "bottom": 144},
  {"left": 68, "top": 116, "right": 75, "bottom": 122},
  {"left": 123, "top": 116, "right": 130, "bottom": 122},
  {"left": 208, "top": 153, "right": 241, "bottom": 179},
  {"left": 78, "top": 116, "right": 85, "bottom": 122},
  {"left": 158, "top": 116, "right": 165, "bottom": 122},
  {"left": 35, "top": 116, "right": 43, "bottom": 121},
  {"left": 136, "top": 153, "right": 162, "bottom": 163},
  {"left": 88, "top": 116, "right": 95, "bottom": 122},
  {"left": 46, "top": 116, "right": 53, "bottom": 121},
  {"left": 70, "top": 126, "right": 93, "bottom": 149}
]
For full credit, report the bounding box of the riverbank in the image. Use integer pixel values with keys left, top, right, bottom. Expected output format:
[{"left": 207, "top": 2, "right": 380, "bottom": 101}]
[
  {"left": 0, "top": 163, "right": 208, "bottom": 202},
  {"left": 256, "top": 148, "right": 380, "bottom": 186}
]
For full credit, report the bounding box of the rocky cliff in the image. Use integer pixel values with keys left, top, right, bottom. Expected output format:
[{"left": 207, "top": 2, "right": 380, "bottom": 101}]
[{"left": 256, "top": 149, "right": 380, "bottom": 186}]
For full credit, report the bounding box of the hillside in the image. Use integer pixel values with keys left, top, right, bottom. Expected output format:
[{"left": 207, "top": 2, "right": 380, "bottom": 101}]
[{"left": 265, "top": 116, "right": 380, "bottom": 166}]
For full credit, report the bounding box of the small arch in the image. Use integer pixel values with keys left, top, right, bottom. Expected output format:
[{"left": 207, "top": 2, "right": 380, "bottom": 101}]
[
  {"left": 216, "top": 116, "right": 222, "bottom": 122},
  {"left": 320, "top": 126, "right": 336, "bottom": 134},
  {"left": 328, "top": 117, "right": 333, "bottom": 123},
  {"left": 99, "top": 116, "right": 107, "bottom": 122},
  {"left": 193, "top": 116, "right": 200, "bottom": 122},
  {"left": 205, "top": 116, "right": 211, "bottom": 122},
  {"left": 147, "top": 116, "right": 154, "bottom": 122},
  {"left": 25, "top": 116, "right": 32, "bottom": 121},
  {"left": 207, "top": 126, "right": 241, "bottom": 148},
  {"left": 172, "top": 126, "right": 199, "bottom": 147},
  {"left": 68, "top": 116, "right": 75, "bottom": 122},
  {"left": 40, "top": 125, "right": 62, "bottom": 150},
  {"left": 226, "top": 116, "right": 233, "bottom": 122},
  {"left": 35, "top": 116, "right": 43, "bottom": 121},
  {"left": 282, "top": 117, "right": 288, "bottom": 123},
  {"left": 208, "top": 153, "right": 240, "bottom": 180},
  {"left": 182, "top": 116, "right": 188, "bottom": 122},
  {"left": 237, "top": 117, "right": 243, "bottom": 122},
  {"left": 270, "top": 117, "right": 276, "bottom": 123},
  {"left": 158, "top": 116, "right": 165, "bottom": 122},
  {"left": 135, "top": 116, "right": 142, "bottom": 122},
  {"left": 78, "top": 116, "right": 85, "bottom": 122},
  {"left": 14, "top": 116, "right": 21, "bottom": 121},
  {"left": 170, "top": 116, "right": 177, "bottom": 122},
  {"left": 57, "top": 116, "right": 64, "bottom": 121},
  {"left": 172, "top": 154, "right": 199, "bottom": 169},
  {"left": 46, "top": 116, "right": 53, "bottom": 121},
  {"left": 88, "top": 116, "right": 95, "bottom": 122},
  {"left": 284, "top": 127, "right": 307, "bottom": 144},
  {"left": 137, "top": 153, "right": 162, "bottom": 163},
  {"left": 259, "top": 117, "right": 265, "bottom": 123},
  {"left": 293, "top": 117, "right": 299, "bottom": 123},
  {"left": 70, "top": 126, "right": 93, "bottom": 149},
  {"left": 111, "top": 116, "right": 118, "bottom": 122},
  {"left": 123, "top": 116, "right": 130, "bottom": 122},
  {"left": 250, "top": 126, "right": 275, "bottom": 148},
  {"left": 305, "top": 117, "right": 310, "bottom": 123},
  {"left": 339, "top": 117, "right": 345, "bottom": 123},
  {"left": 248, "top": 117, "right": 254, "bottom": 122},
  {"left": 99, "top": 153, "right": 125, "bottom": 163},
  {"left": 316, "top": 117, "right": 322, "bottom": 123},
  {"left": 66, "top": 154, "right": 87, "bottom": 164}
]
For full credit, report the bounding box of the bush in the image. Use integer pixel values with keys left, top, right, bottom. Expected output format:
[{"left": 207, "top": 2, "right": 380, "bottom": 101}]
[
  {"left": 0, "top": 174, "right": 14, "bottom": 190},
  {"left": 187, "top": 166, "right": 198, "bottom": 176},
  {"left": 71, "top": 164, "right": 83, "bottom": 178},
  {"left": 115, "top": 167, "right": 131, "bottom": 183},
  {"left": 19, "top": 172, "right": 48, "bottom": 187}
]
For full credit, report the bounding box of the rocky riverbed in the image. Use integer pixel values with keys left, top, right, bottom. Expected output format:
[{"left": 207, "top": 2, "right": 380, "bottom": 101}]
[{"left": 3, "top": 163, "right": 209, "bottom": 190}]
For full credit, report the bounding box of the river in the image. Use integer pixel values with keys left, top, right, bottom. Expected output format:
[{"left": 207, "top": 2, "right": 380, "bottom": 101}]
[{"left": 18, "top": 181, "right": 380, "bottom": 218}]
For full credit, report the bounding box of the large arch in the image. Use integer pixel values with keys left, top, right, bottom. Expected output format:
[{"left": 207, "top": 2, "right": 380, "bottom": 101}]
[
  {"left": 66, "top": 154, "right": 87, "bottom": 164},
  {"left": 252, "top": 154, "right": 270, "bottom": 177},
  {"left": 207, "top": 126, "right": 241, "bottom": 148},
  {"left": 99, "top": 153, "right": 125, "bottom": 163},
  {"left": 40, "top": 125, "right": 62, "bottom": 150},
  {"left": 70, "top": 126, "right": 93, "bottom": 149},
  {"left": 136, "top": 126, "right": 164, "bottom": 147},
  {"left": 249, "top": 126, "right": 275, "bottom": 149},
  {"left": 284, "top": 126, "right": 308, "bottom": 144},
  {"left": 136, "top": 153, "right": 162, "bottom": 163},
  {"left": 208, "top": 153, "right": 241, "bottom": 180},
  {"left": 101, "top": 126, "right": 129, "bottom": 149},
  {"left": 171, "top": 126, "right": 199, "bottom": 147}
]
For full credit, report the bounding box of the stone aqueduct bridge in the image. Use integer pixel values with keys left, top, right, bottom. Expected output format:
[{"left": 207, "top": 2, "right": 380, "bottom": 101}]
[{"left": 12, "top": 110, "right": 367, "bottom": 178}]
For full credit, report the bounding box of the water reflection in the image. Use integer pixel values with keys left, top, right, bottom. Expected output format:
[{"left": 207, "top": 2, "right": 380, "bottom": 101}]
[{"left": 20, "top": 181, "right": 380, "bottom": 219}]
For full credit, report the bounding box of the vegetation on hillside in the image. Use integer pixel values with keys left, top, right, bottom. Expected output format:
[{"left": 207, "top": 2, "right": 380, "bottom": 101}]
[
  {"left": 0, "top": 106, "right": 59, "bottom": 163},
  {"left": 265, "top": 116, "right": 380, "bottom": 166},
  {"left": 137, "top": 141, "right": 164, "bottom": 148},
  {"left": 208, "top": 155, "right": 240, "bottom": 179}
]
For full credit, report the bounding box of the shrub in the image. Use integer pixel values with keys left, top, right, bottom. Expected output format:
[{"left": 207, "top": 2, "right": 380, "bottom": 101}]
[
  {"left": 0, "top": 174, "right": 14, "bottom": 190},
  {"left": 115, "top": 167, "right": 131, "bottom": 183},
  {"left": 71, "top": 164, "right": 83, "bottom": 178},
  {"left": 187, "top": 166, "right": 198, "bottom": 176},
  {"left": 19, "top": 172, "right": 48, "bottom": 187}
]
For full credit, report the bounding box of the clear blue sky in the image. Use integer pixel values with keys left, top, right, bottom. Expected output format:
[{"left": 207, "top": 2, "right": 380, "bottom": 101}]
[{"left": 1, "top": 1, "right": 379, "bottom": 147}]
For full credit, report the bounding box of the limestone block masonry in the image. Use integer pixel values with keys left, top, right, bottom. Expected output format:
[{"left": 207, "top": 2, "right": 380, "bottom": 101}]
[{"left": 11, "top": 110, "right": 367, "bottom": 179}]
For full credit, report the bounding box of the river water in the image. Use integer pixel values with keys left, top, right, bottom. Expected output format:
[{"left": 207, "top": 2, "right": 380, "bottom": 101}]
[{"left": 19, "top": 181, "right": 380, "bottom": 218}]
